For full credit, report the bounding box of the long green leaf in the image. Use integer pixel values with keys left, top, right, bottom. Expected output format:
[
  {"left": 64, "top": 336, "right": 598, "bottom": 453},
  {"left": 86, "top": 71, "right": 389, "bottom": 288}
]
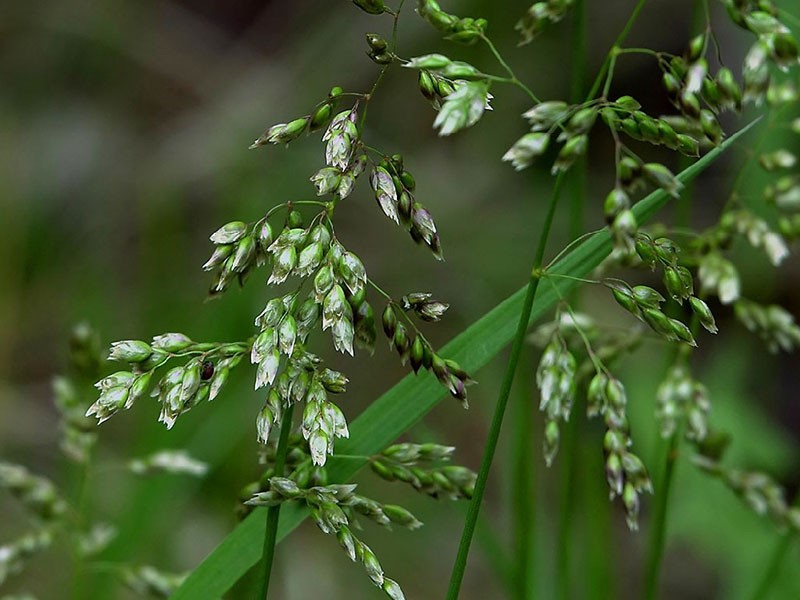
[{"left": 171, "top": 121, "right": 757, "bottom": 600}]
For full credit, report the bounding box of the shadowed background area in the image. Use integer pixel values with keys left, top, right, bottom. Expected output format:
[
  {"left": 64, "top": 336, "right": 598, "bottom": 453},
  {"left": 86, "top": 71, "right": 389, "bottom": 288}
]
[{"left": 1, "top": 0, "right": 799, "bottom": 598}]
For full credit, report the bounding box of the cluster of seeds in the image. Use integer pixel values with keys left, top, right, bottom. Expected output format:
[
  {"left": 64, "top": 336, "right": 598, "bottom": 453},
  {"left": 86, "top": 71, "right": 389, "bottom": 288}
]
[
  {"left": 514, "top": 0, "right": 575, "bottom": 45},
  {"left": 370, "top": 443, "right": 476, "bottom": 499},
  {"left": 121, "top": 566, "right": 188, "bottom": 599},
  {"left": 366, "top": 33, "right": 393, "bottom": 65},
  {"left": 733, "top": 299, "right": 800, "bottom": 353},
  {"left": 605, "top": 233, "right": 718, "bottom": 344},
  {"left": 52, "top": 323, "right": 102, "bottom": 463},
  {"left": 656, "top": 364, "right": 711, "bottom": 441},
  {"left": 417, "top": 69, "right": 458, "bottom": 109},
  {"left": 727, "top": 2, "right": 799, "bottom": 99},
  {"left": 250, "top": 87, "right": 341, "bottom": 149},
  {"left": 693, "top": 454, "right": 800, "bottom": 535},
  {"left": 0, "top": 462, "right": 68, "bottom": 523},
  {"left": 531, "top": 310, "right": 652, "bottom": 529},
  {"left": 86, "top": 334, "right": 247, "bottom": 428},
  {"left": 369, "top": 153, "right": 445, "bottom": 258},
  {"left": 764, "top": 125, "right": 800, "bottom": 214},
  {"left": 535, "top": 330, "right": 576, "bottom": 466},
  {"left": 381, "top": 299, "right": 473, "bottom": 407},
  {"left": 587, "top": 373, "right": 653, "bottom": 530},
  {"left": 246, "top": 479, "right": 420, "bottom": 600},
  {"left": 416, "top": 0, "right": 487, "bottom": 44},
  {"left": 602, "top": 95, "right": 709, "bottom": 157},
  {"left": 404, "top": 54, "right": 494, "bottom": 137},
  {"left": 0, "top": 529, "right": 54, "bottom": 587}
]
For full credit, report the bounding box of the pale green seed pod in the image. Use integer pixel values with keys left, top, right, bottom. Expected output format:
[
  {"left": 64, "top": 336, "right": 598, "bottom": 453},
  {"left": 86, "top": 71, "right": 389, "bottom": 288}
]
[
  {"left": 409, "top": 336, "right": 425, "bottom": 373},
  {"left": 551, "top": 134, "right": 587, "bottom": 174},
  {"left": 310, "top": 167, "right": 342, "bottom": 196},
  {"left": 320, "top": 368, "right": 348, "bottom": 393},
  {"left": 636, "top": 115, "right": 660, "bottom": 143},
  {"left": 277, "top": 315, "right": 297, "bottom": 356},
  {"left": 642, "top": 307, "right": 675, "bottom": 338},
  {"left": 202, "top": 243, "right": 234, "bottom": 271},
  {"left": 210, "top": 221, "right": 248, "bottom": 245},
  {"left": 643, "top": 163, "right": 683, "bottom": 198},
  {"left": 322, "top": 284, "right": 349, "bottom": 329},
  {"left": 567, "top": 107, "right": 598, "bottom": 134},
  {"left": 230, "top": 236, "right": 256, "bottom": 272},
  {"left": 620, "top": 117, "right": 641, "bottom": 139},
  {"left": 352, "top": 0, "right": 385, "bottom": 14},
  {"left": 310, "top": 102, "right": 333, "bottom": 131},
  {"left": 543, "top": 420, "right": 560, "bottom": 466},
  {"left": 676, "top": 134, "right": 700, "bottom": 157},
  {"left": 418, "top": 70, "right": 437, "bottom": 101},
  {"left": 716, "top": 66, "right": 742, "bottom": 108},
  {"left": 702, "top": 76, "right": 722, "bottom": 108},
  {"left": 657, "top": 120, "right": 679, "bottom": 148},
  {"left": 256, "top": 298, "right": 285, "bottom": 329},
  {"left": 611, "top": 287, "right": 640, "bottom": 316},
  {"left": 179, "top": 360, "right": 202, "bottom": 405},
  {"left": 662, "top": 71, "right": 681, "bottom": 96},
  {"left": 382, "top": 578, "right": 406, "bottom": 600},
  {"left": 339, "top": 251, "right": 367, "bottom": 295},
  {"left": 296, "top": 241, "right": 325, "bottom": 277},
  {"left": 381, "top": 304, "right": 397, "bottom": 339},
  {"left": 700, "top": 110, "right": 722, "bottom": 144},
  {"left": 604, "top": 188, "right": 630, "bottom": 222},
  {"left": 618, "top": 155, "right": 641, "bottom": 186},
  {"left": 268, "top": 246, "right": 297, "bottom": 285},
  {"left": 668, "top": 318, "right": 696, "bottom": 346},
  {"left": 679, "top": 90, "right": 701, "bottom": 118},
  {"left": 587, "top": 372, "right": 608, "bottom": 417},
  {"left": 605, "top": 452, "right": 624, "bottom": 496},
  {"left": 523, "top": 100, "right": 569, "bottom": 129},
  {"left": 256, "top": 404, "right": 274, "bottom": 444},
  {"left": 604, "top": 430, "right": 627, "bottom": 456},
  {"left": 605, "top": 378, "right": 627, "bottom": 412},
  {"left": 663, "top": 266, "right": 686, "bottom": 302},
  {"left": 634, "top": 234, "right": 657, "bottom": 267},
  {"left": 690, "top": 296, "right": 718, "bottom": 334},
  {"left": 393, "top": 323, "right": 410, "bottom": 364},
  {"left": 353, "top": 301, "right": 376, "bottom": 354},
  {"left": 108, "top": 340, "right": 152, "bottom": 363},
  {"left": 632, "top": 285, "right": 665, "bottom": 308},
  {"left": 151, "top": 333, "right": 193, "bottom": 352},
  {"left": 282, "top": 117, "right": 310, "bottom": 141},
  {"left": 370, "top": 459, "right": 395, "bottom": 482},
  {"left": 622, "top": 481, "right": 641, "bottom": 530},
  {"left": 686, "top": 33, "right": 705, "bottom": 62},
  {"left": 615, "top": 95, "right": 641, "bottom": 111}
]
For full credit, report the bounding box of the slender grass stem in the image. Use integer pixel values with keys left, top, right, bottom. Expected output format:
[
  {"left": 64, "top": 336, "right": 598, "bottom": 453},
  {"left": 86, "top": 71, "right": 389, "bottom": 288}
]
[
  {"left": 481, "top": 34, "right": 541, "bottom": 104},
  {"left": 643, "top": 430, "right": 680, "bottom": 600},
  {"left": 446, "top": 174, "right": 566, "bottom": 600},
  {"left": 510, "top": 344, "right": 536, "bottom": 599},
  {"left": 257, "top": 403, "right": 296, "bottom": 600},
  {"left": 586, "top": 0, "right": 649, "bottom": 100},
  {"left": 554, "top": 414, "right": 578, "bottom": 600}
]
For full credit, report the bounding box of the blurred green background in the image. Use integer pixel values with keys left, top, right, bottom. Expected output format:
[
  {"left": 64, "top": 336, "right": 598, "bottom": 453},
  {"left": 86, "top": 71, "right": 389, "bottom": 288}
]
[{"left": 1, "top": 0, "right": 798, "bottom": 598}]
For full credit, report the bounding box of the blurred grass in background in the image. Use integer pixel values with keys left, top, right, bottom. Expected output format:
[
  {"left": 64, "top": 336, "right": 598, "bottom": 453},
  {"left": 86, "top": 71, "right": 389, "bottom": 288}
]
[{"left": 1, "top": 0, "right": 798, "bottom": 598}]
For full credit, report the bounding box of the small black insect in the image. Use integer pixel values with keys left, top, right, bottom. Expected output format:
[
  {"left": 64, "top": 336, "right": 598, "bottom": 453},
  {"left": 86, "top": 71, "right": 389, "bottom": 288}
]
[{"left": 200, "top": 360, "right": 215, "bottom": 381}]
